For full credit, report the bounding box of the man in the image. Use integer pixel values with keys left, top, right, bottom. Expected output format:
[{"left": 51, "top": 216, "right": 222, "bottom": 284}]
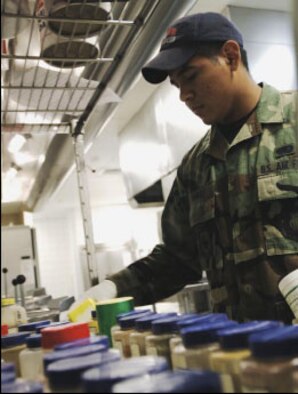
[{"left": 77, "top": 12, "right": 298, "bottom": 323}]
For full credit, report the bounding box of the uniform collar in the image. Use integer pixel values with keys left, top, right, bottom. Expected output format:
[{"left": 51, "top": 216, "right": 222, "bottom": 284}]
[{"left": 204, "top": 83, "right": 284, "bottom": 160}]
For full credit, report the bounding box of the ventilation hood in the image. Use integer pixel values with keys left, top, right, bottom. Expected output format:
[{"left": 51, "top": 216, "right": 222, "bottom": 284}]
[{"left": 1, "top": 0, "right": 197, "bottom": 212}]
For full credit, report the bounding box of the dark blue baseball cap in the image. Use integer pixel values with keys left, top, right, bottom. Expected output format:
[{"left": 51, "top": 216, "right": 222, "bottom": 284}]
[{"left": 142, "top": 12, "right": 243, "bottom": 84}]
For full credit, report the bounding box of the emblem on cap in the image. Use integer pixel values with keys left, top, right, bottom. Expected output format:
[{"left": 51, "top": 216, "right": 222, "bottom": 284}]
[{"left": 162, "top": 27, "right": 177, "bottom": 46}]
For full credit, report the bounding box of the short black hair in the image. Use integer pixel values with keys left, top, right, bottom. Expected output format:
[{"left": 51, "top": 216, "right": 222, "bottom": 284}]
[{"left": 194, "top": 41, "right": 249, "bottom": 71}]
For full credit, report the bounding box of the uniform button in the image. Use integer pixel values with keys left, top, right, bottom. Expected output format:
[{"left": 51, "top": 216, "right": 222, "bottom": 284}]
[
  {"left": 244, "top": 284, "right": 253, "bottom": 294},
  {"left": 267, "top": 185, "right": 275, "bottom": 194}
]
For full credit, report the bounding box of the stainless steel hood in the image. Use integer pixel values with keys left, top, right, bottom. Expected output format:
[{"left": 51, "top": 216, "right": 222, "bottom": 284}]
[{"left": 1, "top": 0, "right": 197, "bottom": 212}]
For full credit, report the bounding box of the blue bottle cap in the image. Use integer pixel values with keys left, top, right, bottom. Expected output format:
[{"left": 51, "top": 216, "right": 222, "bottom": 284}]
[
  {"left": 44, "top": 343, "right": 108, "bottom": 370},
  {"left": 1, "top": 332, "right": 31, "bottom": 348},
  {"left": 217, "top": 321, "right": 283, "bottom": 350},
  {"left": 181, "top": 320, "right": 238, "bottom": 348},
  {"left": 248, "top": 325, "right": 298, "bottom": 359},
  {"left": 54, "top": 335, "right": 109, "bottom": 351},
  {"left": 35, "top": 321, "right": 69, "bottom": 333},
  {"left": 82, "top": 355, "right": 169, "bottom": 393},
  {"left": 47, "top": 350, "right": 121, "bottom": 390},
  {"left": 1, "top": 380, "right": 44, "bottom": 393},
  {"left": 18, "top": 320, "right": 51, "bottom": 332},
  {"left": 151, "top": 316, "right": 181, "bottom": 335},
  {"left": 177, "top": 313, "right": 228, "bottom": 330},
  {"left": 1, "top": 363, "right": 15, "bottom": 373},
  {"left": 115, "top": 309, "right": 151, "bottom": 324},
  {"left": 135, "top": 313, "right": 177, "bottom": 331},
  {"left": 26, "top": 333, "right": 42, "bottom": 348},
  {"left": 118, "top": 311, "right": 153, "bottom": 330},
  {"left": 112, "top": 370, "right": 222, "bottom": 393}
]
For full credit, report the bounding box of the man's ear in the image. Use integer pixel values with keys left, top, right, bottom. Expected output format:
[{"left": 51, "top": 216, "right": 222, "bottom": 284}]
[{"left": 221, "top": 40, "right": 241, "bottom": 70}]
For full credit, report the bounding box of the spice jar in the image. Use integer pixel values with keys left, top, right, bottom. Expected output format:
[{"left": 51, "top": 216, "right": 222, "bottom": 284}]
[
  {"left": 111, "top": 310, "right": 152, "bottom": 357},
  {"left": 209, "top": 320, "right": 282, "bottom": 393},
  {"left": 239, "top": 325, "right": 298, "bottom": 393},
  {"left": 178, "top": 320, "right": 238, "bottom": 370},
  {"left": 129, "top": 313, "right": 177, "bottom": 357},
  {"left": 171, "top": 313, "right": 228, "bottom": 369},
  {"left": 145, "top": 316, "right": 180, "bottom": 368}
]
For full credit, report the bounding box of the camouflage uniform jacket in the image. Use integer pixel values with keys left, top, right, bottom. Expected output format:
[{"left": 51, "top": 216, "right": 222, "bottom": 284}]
[{"left": 109, "top": 83, "right": 298, "bottom": 323}]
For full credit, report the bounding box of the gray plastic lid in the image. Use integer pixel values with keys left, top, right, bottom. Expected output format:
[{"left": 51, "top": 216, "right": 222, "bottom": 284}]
[
  {"left": 112, "top": 370, "right": 222, "bottom": 393},
  {"left": 44, "top": 343, "right": 108, "bottom": 370},
  {"left": 1, "top": 380, "right": 44, "bottom": 393},
  {"left": 47, "top": 350, "right": 121, "bottom": 389},
  {"left": 82, "top": 356, "right": 169, "bottom": 393},
  {"left": 54, "top": 335, "right": 109, "bottom": 350}
]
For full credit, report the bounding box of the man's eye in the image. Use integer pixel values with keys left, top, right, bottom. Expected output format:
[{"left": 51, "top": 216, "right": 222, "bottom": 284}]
[{"left": 184, "top": 73, "right": 196, "bottom": 81}]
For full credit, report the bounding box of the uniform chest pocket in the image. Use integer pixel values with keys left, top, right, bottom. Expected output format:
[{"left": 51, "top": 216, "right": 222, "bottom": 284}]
[
  {"left": 257, "top": 169, "right": 298, "bottom": 256},
  {"left": 189, "top": 191, "right": 223, "bottom": 270}
]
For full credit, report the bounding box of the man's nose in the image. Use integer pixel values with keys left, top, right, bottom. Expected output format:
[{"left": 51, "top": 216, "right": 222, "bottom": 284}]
[{"left": 179, "top": 87, "right": 194, "bottom": 103}]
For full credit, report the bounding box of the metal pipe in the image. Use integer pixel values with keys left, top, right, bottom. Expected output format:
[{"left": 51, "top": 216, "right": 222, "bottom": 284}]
[
  {"left": 2, "top": 12, "right": 134, "bottom": 25},
  {"left": 2, "top": 55, "right": 113, "bottom": 62},
  {"left": 2, "top": 268, "right": 8, "bottom": 297}
]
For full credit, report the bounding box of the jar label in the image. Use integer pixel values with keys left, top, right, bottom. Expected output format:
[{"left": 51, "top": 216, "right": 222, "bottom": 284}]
[
  {"left": 146, "top": 346, "right": 158, "bottom": 356},
  {"left": 113, "top": 341, "right": 124, "bottom": 357},
  {"left": 130, "top": 343, "right": 141, "bottom": 357}
]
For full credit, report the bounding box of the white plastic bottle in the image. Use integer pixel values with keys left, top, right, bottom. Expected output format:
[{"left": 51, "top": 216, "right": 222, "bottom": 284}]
[
  {"left": 19, "top": 333, "right": 44, "bottom": 381},
  {"left": 1, "top": 298, "right": 27, "bottom": 333}
]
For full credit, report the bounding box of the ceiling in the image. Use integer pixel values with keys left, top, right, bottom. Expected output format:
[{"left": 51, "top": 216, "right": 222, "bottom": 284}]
[{"left": 1, "top": 0, "right": 295, "bottom": 215}]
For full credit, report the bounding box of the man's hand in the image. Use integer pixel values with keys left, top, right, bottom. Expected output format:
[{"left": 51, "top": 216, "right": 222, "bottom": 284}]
[{"left": 64, "top": 280, "right": 117, "bottom": 322}]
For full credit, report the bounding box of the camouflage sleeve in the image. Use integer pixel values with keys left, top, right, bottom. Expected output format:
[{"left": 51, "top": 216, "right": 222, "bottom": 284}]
[{"left": 108, "top": 163, "right": 202, "bottom": 306}]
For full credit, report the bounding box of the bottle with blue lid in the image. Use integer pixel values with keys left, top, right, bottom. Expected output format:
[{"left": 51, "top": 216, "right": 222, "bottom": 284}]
[
  {"left": 239, "top": 325, "right": 298, "bottom": 393},
  {"left": 1, "top": 362, "right": 16, "bottom": 385},
  {"left": 145, "top": 316, "right": 181, "bottom": 367},
  {"left": 81, "top": 355, "right": 169, "bottom": 393},
  {"left": 111, "top": 310, "right": 153, "bottom": 358},
  {"left": 1, "top": 332, "right": 31, "bottom": 377},
  {"left": 1, "top": 379, "right": 44, "bottom": 393},
  {"left": 54, "top": 334, "right": 109, "bottom": 351},
  {"left": 177, "top": 320, "right": 238, "bottom": 370},
  {"left": 46, "top": 349, "right": 121, "bottom": 392},
  {"left": 129, "top": 313, "right": 177, "bottom": 357},
  {"left": 110, "top": 309, "right": 152, "bottom": 344},
  {"left": 43, "top": 342, "right": 109, "bottom": 371},
  {"left": 170, "top": 313, "right": 229, "bottom": 369},
  {"left": 19, "top": 333, "right": 44, "bottom": 381},
  {"left": 112, "top": 369, "right": 222, "bottom": 393},
  {"left": 209, "top": 320, "right": 282, "bottom": 393}
]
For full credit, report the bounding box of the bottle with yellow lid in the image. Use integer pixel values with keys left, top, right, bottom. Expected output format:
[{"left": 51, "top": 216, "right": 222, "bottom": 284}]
[{"left": 1, "top": 297, "right": 27, "bottom": 333}]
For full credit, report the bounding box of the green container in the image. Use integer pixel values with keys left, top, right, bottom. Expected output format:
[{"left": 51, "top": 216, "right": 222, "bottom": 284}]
[{"left": 96, "top": 297, "right": 134, "bottom": 345}]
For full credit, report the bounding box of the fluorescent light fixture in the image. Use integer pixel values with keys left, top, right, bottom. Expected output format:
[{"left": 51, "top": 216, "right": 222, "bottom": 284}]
[
  {"left": 14, "top": 152, "right": 36, "bottom": 166},
  {"left": 38, "top": 154, "right": 46, "bottom": 165},
  {"left": 7, "top": 134, "right": 26, "bottom": 153},
  {"left": 2, "top": 178, "right": 23, "bottom": 202},
  {"left": 5, "top": 166, "right": 18, "bottom": 180}
]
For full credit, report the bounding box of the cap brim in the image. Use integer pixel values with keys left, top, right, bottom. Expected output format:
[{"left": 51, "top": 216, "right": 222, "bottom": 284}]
[{"left": 142, "top": 44, "right": 198, "bottom": 84}]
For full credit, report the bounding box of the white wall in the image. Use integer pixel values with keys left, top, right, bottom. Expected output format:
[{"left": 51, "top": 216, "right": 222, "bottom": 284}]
[{"left": 33, "top": 196, "right": 162, "bottom": 300}]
